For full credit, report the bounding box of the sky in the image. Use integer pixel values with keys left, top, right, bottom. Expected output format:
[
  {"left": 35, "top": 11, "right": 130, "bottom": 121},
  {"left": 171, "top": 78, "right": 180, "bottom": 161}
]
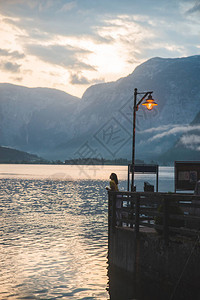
[{"left": 0, "top": 0, "right": 200, "bottom": 98}]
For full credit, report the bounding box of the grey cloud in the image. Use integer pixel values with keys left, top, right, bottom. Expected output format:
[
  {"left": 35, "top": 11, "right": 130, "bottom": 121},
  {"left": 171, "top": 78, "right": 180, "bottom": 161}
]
[
  {"left": 75, "top": 62, "right": 96, "bottom": 71},
  {"left": 70, "top": 73, "right": 90, "bottom": 85},
  {"left": 0, "top": 48, "right": 25, "bottom": 59},
  {"left": 58, "top": 1, "right": 77, "bottom": 12},
  {"left": 1, "top": 2, "right": 103, "bottom": 38},
  {"left": 1, "top": 1, "right": 197, "bottom": 53},
  {"left": 11, "top": 76, "right": 23, "bottom": 81},
  {"left": 0, "top": 0, "right": 200, "bottom": 89},
  {"left": 20, "top": 28, "right": 52, "bottom": 41},
  {"left": 70, "top": 73, "right": 105, "bottom": 85},
  {"left": 25, "top": 44, "right": 96, "bottom": 70},
  {"left": 1, "top": 1, "right": 175, "bottom": 41},
  {"left": 0, "top": 61, "right": 21, "bottom": 72},
  {"left": 186, "top": 3, "right": 200, "bottom": 14}
]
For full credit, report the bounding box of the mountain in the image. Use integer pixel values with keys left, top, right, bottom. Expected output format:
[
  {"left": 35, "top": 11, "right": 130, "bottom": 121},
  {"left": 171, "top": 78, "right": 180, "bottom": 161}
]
[
  {"left": 0, "top": 55, "right": 200, "bottom": 162},
  {"left": 67, "top": 55, "right": 200, "bottom": 161},
  {"left": 0, "top": 146, "right": 42, "bottom": 163},
  {"left": 0, "top": 83, "right": 79, "bottom": 159}
]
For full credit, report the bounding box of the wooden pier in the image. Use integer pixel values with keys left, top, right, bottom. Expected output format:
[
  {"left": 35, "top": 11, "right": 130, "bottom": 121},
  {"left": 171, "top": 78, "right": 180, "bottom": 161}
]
[{"left": 108, "top": 191, "right": 200, "bottom": 298}]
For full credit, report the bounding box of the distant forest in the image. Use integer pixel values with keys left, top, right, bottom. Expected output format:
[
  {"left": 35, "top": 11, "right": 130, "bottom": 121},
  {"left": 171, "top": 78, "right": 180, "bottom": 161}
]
[
  {"left": 64, "top": 157, "right": 144, "bottom": 165},
  {"left": 0, "top": 146, "right": 147, "bottom": 165}
]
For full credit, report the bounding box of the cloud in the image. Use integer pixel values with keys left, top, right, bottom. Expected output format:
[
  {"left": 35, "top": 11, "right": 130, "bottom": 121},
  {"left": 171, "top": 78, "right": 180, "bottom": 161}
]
[
  {"left": 142, "top": 124, "right": 178, "bottom": 134},
  {"left": 147, "top": 124, "right": 200, "bottom": 142},
  {"left": 178, "top": 134, "right": 200, "bottom": 151},
  {"left": 70, "top": 73, "right": 90, "bottom": 85},
  {"left": 59, "top": 1, "right": 76, "bottom": 12},
  {"left": 11, "top": 76, "right": 23, "bottom": 81},
  {"left": 0, "top": 61, "right": 21, "bottom": 72},
  {"left": 1, "top": 1, "right": 184, "bottom": 41},
  {"left": 0, "top": 0, "right": 200, "bottom": 97},
  {"left": 69, "top": 72, "right": 105, "bottom": 85},
  {"left": 186, "top": 3, "right": 200, "bottom": 14},
  {"left": 0, "top": 1, "right": 102, "bottom": 37},
  {"left": 0, "top": 0, "right": 55, "bottom": 15},
  {"left": 25, "top": 43, "right": 96, "bottom": 71},
  {"left": 0, "top": 48, "right": 25, "bottom": 59}
]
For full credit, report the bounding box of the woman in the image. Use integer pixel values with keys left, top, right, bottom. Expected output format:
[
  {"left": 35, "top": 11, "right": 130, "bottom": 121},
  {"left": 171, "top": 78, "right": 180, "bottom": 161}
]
[
  {"left": 106, "top": 173, "right": 121, "bottom": 225},
  {"left": 106, "top": 173, "right": 119, "bottom": 191}
]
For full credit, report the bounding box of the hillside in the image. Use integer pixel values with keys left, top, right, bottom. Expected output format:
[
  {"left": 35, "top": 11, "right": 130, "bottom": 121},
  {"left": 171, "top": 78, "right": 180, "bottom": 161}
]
[
  {"left": 0, "top": 146, "right": 42, "bottom": 163},
  {"left": 0, "top": 55, "right": 200, "bottom": 162},
  {"left": 63, "top": 55, "right": 200, "bottom": 162},
  {"left": 0, "top": 84, "right": 79, "bottom": 159}
]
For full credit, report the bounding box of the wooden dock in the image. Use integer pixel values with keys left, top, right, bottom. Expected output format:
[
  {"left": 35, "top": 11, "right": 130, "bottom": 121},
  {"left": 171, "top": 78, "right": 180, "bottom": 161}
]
[{"left": 108, "top": 191, "right": 200, "bottom": 296}]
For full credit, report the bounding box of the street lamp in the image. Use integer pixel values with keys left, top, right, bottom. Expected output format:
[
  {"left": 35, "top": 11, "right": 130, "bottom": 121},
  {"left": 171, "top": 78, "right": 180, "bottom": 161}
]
[{"left": 131, "top": 88, "right": 158, "bottom": 192}]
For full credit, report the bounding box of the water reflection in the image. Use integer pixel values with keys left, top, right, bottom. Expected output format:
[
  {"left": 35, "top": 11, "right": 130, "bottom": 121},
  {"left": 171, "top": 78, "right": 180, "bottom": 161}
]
[
  {"left": 0, "top": 178, "right": 109, "bottom": 299},
  {"left": 0, "top": 165, "right": 174, "bottom": 299}
]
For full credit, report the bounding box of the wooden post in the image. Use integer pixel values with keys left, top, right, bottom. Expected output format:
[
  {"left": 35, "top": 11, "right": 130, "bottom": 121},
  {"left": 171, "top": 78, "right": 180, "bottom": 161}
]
[
  {"left": 108, "top": 191, "right": 111, "bottom": 242},
  {"left": 135, "top": 194, "right": 140, "bottom": 239},
  {"left": 156, "top": 165, "right": 159, "bottom": 192},
  {"left": 163, "top": 197, "right": 169, "bottom": 245},
  {"left": 111, "top": 193, "right": 116, "bottom": 232},
  {"left": 130, "top": 193, "right": 134, "bottom": 229},
  {"left": 135, "top": 194, "right": 141, "bottom": 282},
  {"left": 127, "top": 164, "right": 130, "bottom": 191}
]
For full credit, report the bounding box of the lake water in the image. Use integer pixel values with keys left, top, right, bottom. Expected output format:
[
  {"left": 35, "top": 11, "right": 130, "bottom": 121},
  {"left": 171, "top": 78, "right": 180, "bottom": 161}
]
[{"left": 0, "top": 164, "right": 174, "bottom": 299}]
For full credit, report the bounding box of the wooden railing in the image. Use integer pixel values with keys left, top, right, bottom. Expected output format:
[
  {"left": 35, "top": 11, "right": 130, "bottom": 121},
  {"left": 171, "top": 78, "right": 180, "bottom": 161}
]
[{"left": 108, "top": 191, "right": 200, "bottom": 244}]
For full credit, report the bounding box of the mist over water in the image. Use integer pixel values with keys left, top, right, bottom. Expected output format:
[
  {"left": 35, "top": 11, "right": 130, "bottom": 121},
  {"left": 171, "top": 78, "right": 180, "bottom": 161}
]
[{"left": 0, "top": 165, "right": 174, "bottom": 299}]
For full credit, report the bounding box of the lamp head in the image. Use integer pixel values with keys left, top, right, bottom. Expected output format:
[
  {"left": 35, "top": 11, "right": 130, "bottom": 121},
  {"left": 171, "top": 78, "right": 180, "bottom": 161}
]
[{"left": 142, "top": 93, "right": 157, "bottom": 110}]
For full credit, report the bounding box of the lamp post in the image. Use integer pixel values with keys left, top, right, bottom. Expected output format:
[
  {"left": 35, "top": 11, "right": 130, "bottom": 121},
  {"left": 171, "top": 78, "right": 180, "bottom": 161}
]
[{"left": 131, "top": 88, "right": 157, "bottom": 192}]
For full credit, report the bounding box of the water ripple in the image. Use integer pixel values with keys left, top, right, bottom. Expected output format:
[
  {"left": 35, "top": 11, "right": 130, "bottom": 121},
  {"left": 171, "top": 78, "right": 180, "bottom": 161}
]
[{"left": 0, "top": 178, "right": 109, "bottom": 299}]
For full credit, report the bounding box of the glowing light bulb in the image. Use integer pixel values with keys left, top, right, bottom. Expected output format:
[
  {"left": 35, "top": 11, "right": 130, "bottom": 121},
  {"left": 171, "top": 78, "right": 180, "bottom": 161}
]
[{"left": 142, "top": 95, "right": 157, "bottom": 110}]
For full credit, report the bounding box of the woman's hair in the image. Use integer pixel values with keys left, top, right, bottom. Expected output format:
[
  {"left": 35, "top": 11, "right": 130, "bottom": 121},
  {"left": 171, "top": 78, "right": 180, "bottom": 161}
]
[{"left": 110, "top": 173, "right": 118, "bottom": 185}]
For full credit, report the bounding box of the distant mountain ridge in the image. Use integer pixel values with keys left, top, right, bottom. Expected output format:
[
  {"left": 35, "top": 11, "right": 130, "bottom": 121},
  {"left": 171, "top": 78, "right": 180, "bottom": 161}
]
[
  {"left": 0, "top": 55, "right": 200, "bottom": 163},
  {"left": 0, "top": 83, "right": 79, "bottom": 159},
  {"left": 0, "top": 145, "right": 41, "bottom": 163},
  {"left": 69, "top": 55, "right": 200, "bottom": 162}
]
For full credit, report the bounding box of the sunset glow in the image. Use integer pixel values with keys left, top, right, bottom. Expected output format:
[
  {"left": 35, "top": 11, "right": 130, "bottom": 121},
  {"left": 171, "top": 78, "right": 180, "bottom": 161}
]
[{"left": 0, "top": 1, "right": 199, "bottom": 97}]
